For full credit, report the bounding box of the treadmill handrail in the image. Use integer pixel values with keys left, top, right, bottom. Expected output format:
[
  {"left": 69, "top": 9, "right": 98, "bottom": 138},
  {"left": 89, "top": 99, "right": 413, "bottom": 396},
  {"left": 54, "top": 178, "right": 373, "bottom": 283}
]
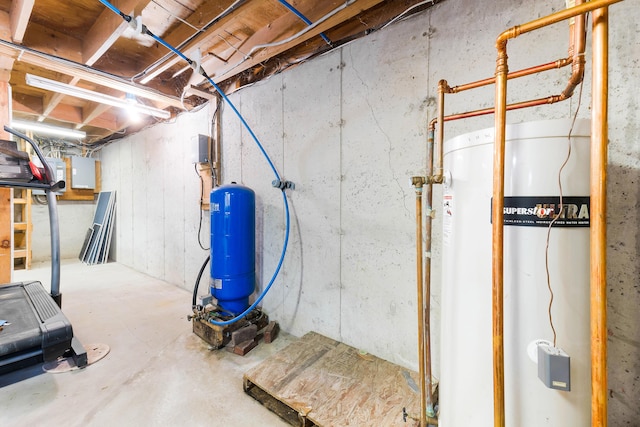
[{"left": 0, "top": 180, "right": 65, "bottom": 190}]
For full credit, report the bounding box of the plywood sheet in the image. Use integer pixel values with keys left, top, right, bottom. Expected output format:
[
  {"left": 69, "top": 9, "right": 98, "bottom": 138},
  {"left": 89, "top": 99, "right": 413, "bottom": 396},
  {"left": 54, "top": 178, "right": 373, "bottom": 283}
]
[{"left": 244, "top": 332, "right": 421, "bottom": 427}]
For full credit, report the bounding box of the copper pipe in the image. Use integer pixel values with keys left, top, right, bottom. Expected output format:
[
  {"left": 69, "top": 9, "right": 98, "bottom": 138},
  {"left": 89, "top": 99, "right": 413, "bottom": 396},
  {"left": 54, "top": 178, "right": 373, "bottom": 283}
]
[
  {"left": 423, "top": 134, "right": 436, "bottom": 419},
  {"left": 492, "top": 32, "right": 509, "bottom": 427},
  {"left": 419, "top": 3, "right": 618, "bottom": 425},
  {"left": 450, "top": 58, "right": 572, "bottom": 93},
  {"left": 435, "top": 81, "right": 446, "bottom": 181},
  {"left": 491, "top": 2, "right": 621, "bottom": 426},
  {"left": 411, "top": 175, "right": 427, "bottom": 427},
  {"left": 497, "top": 0, "right": 620, "bottom": 41},
  {"left": 561, "top": 1, "right": 587, "bottom": 100},
  {"left": 426, "top": 80, "right": 447, "bottom": 185},
  {"left": 431, "top": 26, "right": 580, "bottom": 176},
  {"left": 440, "top": 96, "right": 559, "bottom": 123},
  {"left": 591, "top": 6, "right": 609, "bottom": 426}
]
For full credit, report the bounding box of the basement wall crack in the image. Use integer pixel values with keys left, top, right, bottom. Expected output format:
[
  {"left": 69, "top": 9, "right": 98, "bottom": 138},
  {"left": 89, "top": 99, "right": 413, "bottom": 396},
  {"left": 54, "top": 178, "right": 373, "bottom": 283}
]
[{"left": 347, "top": 49, "right": 410, "bottom": 218}]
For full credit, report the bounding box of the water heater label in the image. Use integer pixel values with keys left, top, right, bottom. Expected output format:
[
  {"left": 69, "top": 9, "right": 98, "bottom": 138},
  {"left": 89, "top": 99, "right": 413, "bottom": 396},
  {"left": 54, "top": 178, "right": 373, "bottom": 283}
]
[
  {"left": 443, "top": 193, "right": 454, "bottom": 246},
  {"left": 499, "top": 196, "right": 590, "bottom": 227}
]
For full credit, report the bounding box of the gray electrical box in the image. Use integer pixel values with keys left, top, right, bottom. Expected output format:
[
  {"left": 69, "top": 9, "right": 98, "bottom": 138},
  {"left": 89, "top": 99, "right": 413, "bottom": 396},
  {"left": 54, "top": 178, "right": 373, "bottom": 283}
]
[
  {"left": 538, "top": 344, "right": 571, "bottom": 391},
  {"left": 33, "top": 157, "right": 67, "bottom": 194},
  {"left": 197, "top": 134, "right": 210, "bottom": 163},
  {"left": 71, "top": 156, "right": 96, "bottom": 189}
]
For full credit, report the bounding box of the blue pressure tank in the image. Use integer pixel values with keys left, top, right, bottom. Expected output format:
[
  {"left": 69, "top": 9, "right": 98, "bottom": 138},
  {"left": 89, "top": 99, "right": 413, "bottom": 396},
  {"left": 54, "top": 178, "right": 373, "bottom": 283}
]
[{"left": 210, "top": 183, "right": 256, "bottom": 315}]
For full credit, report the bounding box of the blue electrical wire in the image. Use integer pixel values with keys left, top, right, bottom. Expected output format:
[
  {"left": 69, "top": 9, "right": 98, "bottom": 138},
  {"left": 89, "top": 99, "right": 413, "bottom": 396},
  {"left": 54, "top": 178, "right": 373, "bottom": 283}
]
[
  {"left": 98, "top": 0, "right": 291, "bottom": 326},
  {"left": 277, "top": 0, "right": 332, "bottom": 46}
]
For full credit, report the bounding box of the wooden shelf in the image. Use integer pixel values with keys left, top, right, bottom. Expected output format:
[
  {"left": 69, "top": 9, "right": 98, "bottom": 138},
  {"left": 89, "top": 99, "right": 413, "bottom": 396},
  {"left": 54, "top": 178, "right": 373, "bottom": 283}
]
[
  {"left": 12, "top": 187, "right": 32, "bottom": 270},
  {"left": 13, "top": 249, "right": 27, "bottom": 258}
]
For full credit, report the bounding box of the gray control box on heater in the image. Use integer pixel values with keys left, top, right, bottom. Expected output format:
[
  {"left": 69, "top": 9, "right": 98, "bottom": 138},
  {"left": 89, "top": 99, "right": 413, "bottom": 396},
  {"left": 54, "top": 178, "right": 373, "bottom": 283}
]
[{"left": 538, "top": 345, "right": 571, "bottom": 391}]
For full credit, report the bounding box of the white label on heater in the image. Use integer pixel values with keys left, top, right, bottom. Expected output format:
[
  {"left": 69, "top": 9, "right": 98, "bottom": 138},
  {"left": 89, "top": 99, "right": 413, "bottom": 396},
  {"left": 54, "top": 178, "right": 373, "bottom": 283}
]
[
  {"left": 213, "top": 279, "right": 222, "bottom": 289},
  {"left": 443, "top": 193, "right": 454, "bottom": 247}
]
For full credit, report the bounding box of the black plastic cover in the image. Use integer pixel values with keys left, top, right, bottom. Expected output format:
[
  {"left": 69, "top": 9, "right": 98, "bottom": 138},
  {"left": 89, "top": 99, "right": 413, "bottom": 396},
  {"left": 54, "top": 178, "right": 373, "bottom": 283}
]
[{"left": 0, "top": 282, "right": 73, "bottom": 374}]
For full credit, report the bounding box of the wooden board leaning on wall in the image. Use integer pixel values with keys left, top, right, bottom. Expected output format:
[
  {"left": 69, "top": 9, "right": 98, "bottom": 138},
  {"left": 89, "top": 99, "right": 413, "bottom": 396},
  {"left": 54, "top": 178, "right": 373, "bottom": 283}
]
[{"left": 58, "top": 158, "right": 101, "bottom": 201}]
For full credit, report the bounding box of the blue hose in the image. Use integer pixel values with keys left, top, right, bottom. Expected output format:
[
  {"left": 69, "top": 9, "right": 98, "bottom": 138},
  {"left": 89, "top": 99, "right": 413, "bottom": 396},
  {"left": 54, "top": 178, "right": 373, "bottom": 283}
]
[
  {"left": 277, "top": 0, "right": 331, "bottom": 45},
  {"left": 99, "top": 0, "right": 291, "bottom": 326},
  {"left": 98, "top": 0, "right": 124, "bottom": 18}
]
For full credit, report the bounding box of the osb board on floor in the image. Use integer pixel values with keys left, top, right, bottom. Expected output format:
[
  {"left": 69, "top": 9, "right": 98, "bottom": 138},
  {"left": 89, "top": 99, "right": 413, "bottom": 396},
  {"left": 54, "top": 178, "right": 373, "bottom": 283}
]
[{"left": 243, "top": 331, "right": 421, "bottom": 427}]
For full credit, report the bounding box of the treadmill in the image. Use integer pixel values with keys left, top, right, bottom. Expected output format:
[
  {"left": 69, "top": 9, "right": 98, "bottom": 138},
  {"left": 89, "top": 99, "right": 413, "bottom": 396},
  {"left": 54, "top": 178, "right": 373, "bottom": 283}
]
[{"left": 0, "top": 126, "right": 86, "bottom": 375}]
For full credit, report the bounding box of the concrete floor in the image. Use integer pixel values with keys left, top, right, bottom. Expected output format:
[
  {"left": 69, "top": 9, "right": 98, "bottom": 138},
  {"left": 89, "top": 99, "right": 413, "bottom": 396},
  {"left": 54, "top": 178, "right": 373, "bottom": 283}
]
[{"left": 1, "top": 261, "right": 292, "bottom": 427}]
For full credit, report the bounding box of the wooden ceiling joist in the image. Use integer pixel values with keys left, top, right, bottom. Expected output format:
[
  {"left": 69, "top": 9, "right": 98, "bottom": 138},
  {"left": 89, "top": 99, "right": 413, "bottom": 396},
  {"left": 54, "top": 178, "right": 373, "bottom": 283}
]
[
  {"left": 136, "top": 0, "right": 248, "bottom": 84},
  {"left": 10, "top": 0, "right": 35, "bottom": 44},
  {"left": 83, "top": 0, "right": 153, "bottom": 66}
]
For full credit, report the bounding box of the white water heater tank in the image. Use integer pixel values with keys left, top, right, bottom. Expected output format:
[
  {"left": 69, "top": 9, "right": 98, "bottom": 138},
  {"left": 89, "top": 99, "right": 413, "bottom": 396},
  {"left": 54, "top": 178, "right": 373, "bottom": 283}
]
[{"left": 440, "top": 119, "right": 591, "bottom": 426}]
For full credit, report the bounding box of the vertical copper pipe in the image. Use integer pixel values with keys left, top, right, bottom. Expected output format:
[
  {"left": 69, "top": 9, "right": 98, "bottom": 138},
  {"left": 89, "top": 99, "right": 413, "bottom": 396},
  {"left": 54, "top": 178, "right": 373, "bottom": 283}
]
[
  {"left": 492, "top": 36, "right": 509, "bottom": 427},
  {"left": 488, "top": 3, "right": 621, "bottom": 426},
  {"left": 424, "top": 133, "right": 435, "bottom": 419},
  {"left": 412, "top": 175, "right": 427, "bottom": 427},
  {"left": 434, "top": 81, "right": 447, "bottom": 182},
  {"left": 591, "top": 7, "right": 609, "bottom": 426},
  {"left": 561, "top": 0, "right": 586, "bottom": 100}
]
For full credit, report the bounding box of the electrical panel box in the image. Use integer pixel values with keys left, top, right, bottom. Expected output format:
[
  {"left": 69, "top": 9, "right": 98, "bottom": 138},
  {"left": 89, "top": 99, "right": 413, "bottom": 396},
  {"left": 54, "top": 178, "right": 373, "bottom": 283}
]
[
  {"left": 71, "top": 156, "right": 96, "bottom": 189},
  {"left": 538, "top": 344, "right": 571, "bottom": 391},
  {"left": 197, "top": 134, "right": 210, "bottom": 163},
  {"left": 33, "top": 157, "right": 67, "bottom": 194}
]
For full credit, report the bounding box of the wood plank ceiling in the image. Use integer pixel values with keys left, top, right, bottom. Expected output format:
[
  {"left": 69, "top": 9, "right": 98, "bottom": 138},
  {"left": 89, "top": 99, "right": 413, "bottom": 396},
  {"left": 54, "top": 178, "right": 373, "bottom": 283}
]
[{"left": 0, "top": 0, "right": 442, "bottom": 143}]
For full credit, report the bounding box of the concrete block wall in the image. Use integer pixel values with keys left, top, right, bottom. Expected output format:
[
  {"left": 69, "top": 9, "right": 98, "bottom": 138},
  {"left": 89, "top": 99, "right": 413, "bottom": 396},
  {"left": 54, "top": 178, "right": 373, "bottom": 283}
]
[{"left": 100, "top": 0, "right": 639, "bottom": 423}]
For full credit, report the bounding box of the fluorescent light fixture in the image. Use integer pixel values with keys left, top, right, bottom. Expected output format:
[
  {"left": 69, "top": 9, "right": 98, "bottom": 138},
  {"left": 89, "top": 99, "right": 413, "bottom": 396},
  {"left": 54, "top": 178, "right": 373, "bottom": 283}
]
[
  {"left": 26, "top": 73, "right": 171, "bottom": 120},
  {"left": 125, "top": 93, "right": 142, "bottom": 123},
  {"left": 10, "top": 119, "right": 87, "bottom": 139}
]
